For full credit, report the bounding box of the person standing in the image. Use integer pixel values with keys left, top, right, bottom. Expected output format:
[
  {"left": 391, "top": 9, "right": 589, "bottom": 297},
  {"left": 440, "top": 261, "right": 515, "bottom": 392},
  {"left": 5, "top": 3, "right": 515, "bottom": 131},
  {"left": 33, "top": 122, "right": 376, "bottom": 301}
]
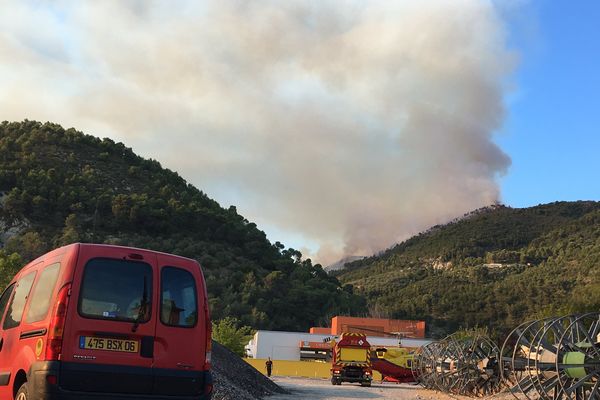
[{"left": 265, "top": 357, "right": 273, "bottom": 377}]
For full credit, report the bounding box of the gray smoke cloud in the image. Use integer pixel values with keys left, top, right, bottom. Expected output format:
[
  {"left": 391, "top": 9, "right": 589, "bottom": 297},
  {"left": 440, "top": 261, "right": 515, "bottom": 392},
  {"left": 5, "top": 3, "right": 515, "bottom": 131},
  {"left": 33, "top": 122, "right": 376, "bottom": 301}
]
[{"left": 0, "top": 0, "right": 514, "bottom": 265}]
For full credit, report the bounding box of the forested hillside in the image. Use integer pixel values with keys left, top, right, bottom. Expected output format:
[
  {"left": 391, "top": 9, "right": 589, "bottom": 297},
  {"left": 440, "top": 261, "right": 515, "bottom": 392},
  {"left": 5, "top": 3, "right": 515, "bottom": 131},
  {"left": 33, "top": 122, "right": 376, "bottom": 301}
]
[
  {"left": 335, "top": 202, "right": 600, "bottom": 338},
  {"left": 0, "top": 120, "right": 366, "bottom": 331},
  {"left": 2, "top": 121, "right": 597, "bottom": 339}
]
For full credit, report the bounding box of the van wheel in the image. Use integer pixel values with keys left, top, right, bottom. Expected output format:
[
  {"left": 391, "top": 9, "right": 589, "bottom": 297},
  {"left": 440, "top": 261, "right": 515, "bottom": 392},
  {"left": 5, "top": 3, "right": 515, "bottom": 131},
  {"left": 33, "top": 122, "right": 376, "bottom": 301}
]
[{"left": 16, "top": 382, "right": 29, "bottom": 400}]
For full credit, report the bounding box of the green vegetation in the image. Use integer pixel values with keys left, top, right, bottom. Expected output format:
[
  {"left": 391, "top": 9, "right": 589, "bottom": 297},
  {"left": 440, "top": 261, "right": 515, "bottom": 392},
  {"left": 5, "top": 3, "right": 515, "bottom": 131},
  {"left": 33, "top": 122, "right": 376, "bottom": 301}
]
[
  {"left": 212, "top": 317, "right": 254, "bottom": 357},
  {"left": 0, "top": 250, "right": 22, "bottom": 289},
  {"left": 2, "top": 120, "right": 597, "bottom": 339},
  {"left": 335, "top": 202, "right": 600, "bottom": 339},
  {"left": 0, "top": 120, "right": 367, "bottom": 331}
]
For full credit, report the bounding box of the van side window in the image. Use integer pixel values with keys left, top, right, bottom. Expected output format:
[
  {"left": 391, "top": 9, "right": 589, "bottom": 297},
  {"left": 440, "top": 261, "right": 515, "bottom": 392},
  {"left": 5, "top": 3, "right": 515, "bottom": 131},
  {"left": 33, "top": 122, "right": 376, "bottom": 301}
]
[
  {"left": 79, "top": 258, "right": 152, "bottom": 322},
  {"left": 160, "top": 267, "right": 197, "bottom": 327},
  {"left": 26, "top": 263, "right": 61, "bottom": 323},
  {"left": 3, "top": 271, "right": 36, "bottom": 329},
  {"left": 0, "top": 283, "right": 16, "bottom": 325}
]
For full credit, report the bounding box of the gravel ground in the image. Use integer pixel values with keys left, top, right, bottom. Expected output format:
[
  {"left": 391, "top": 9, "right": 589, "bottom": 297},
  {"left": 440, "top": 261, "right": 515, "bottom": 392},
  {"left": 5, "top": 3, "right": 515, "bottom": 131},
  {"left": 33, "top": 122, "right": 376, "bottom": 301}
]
[
  {"left": 266, "top": 377, "right": 515, "bottom": 400},
  {"left": 211, "top": 341, "right": 288, "bottom": 400},
  {"left": 209, "top": 345, "right": 516, "bottom": 400}
]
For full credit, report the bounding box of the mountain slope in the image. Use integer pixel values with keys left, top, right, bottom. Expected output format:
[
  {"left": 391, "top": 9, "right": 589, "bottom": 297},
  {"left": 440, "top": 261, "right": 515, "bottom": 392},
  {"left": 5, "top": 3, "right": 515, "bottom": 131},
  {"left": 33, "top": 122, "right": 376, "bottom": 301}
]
[
  {"left": 0, "top": 120, "right": 366, "bottom": 331},
  {"left": 335, "top": 202, "right": 600, "bottom": 338}
]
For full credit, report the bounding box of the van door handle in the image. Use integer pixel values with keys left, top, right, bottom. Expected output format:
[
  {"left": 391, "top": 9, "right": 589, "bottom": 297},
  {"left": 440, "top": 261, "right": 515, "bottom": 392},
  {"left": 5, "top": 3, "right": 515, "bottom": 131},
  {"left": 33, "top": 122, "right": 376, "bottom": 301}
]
[
  {"left": 0, "top": 337, "right": 3, "bottom": 352},
  {"left": 176, "top": 363, "right": 193, "bottom": 369},
  {"left": 20, "top": 329, "right": 47, "bottom": 340}
]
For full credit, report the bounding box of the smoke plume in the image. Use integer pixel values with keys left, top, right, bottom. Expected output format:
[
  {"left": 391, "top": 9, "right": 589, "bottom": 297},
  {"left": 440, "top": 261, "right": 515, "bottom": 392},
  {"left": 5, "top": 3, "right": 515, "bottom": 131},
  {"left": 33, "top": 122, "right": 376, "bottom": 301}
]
[{"left": 0, "top": 1, "right": 514, "bottom": 265}]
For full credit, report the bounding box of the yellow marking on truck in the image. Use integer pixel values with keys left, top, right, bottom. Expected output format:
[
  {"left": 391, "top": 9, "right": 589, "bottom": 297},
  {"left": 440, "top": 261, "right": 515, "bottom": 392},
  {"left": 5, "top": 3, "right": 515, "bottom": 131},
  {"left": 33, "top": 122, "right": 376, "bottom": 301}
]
[{"left": 340, "top": 348, "right": 368, "bottom": 362}]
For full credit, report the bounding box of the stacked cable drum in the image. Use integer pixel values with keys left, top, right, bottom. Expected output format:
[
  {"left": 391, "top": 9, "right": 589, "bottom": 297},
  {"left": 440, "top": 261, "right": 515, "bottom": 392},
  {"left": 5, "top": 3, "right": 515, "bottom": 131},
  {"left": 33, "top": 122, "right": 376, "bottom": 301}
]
[
  {"left": 500, "top": 313, "right": 600, "bottom": 400},
  {"left": 412, "top": 312, "right": 600, "bottom": 399},
  {"left": 411, "top": 332, "right": 502, "bottom": 397}
]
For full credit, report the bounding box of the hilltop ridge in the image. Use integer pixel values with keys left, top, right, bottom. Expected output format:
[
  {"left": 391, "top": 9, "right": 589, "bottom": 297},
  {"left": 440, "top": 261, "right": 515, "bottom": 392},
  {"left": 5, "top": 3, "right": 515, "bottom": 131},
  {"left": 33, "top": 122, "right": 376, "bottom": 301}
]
[
  {"left": 335, "top": 201, "right": 600, "bottom": 337},
  {"left": 0, "top": 120, "right": 367, "bottom": 331}
]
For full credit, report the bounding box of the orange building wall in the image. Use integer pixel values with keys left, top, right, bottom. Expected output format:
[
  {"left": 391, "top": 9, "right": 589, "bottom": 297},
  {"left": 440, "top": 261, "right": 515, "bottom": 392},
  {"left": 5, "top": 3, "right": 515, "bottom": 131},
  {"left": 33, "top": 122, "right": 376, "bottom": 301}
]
[
  {"left": 309, "top": 327, "right": 332, "bottom": 334},
  {"left": 331, "top": 316, "right": 425, "bottom": 338}
]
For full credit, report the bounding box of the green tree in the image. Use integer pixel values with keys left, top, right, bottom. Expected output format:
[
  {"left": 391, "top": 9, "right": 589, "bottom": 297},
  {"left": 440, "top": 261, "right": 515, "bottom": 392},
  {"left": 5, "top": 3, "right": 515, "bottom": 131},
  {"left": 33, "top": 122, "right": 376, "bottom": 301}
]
[
  {"left": 58, "top": 214, "right": 81, "bottom": 245},
  {"left": 5, "top": 231, "right": 48, "bottom": 263},
  {"left": 212, "top": 317, "right": 254, "bottom": 357},
  {"left": 0, "top": 250, "right": 22, "bottom": 289}
]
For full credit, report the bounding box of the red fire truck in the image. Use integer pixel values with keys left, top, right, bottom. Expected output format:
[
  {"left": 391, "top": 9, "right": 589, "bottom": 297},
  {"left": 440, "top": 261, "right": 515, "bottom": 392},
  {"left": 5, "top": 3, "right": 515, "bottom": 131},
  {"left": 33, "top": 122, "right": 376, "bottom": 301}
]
[{"left": 330, "top": 333, "right": 372, "bottom": 386}]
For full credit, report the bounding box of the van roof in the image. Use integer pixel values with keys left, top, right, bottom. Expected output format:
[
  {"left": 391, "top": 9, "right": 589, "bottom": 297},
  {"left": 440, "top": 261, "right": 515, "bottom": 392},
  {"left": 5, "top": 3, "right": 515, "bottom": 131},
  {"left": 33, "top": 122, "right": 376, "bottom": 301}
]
[{"left": 23, "top": 243, "right": 199, "bottom": 270}]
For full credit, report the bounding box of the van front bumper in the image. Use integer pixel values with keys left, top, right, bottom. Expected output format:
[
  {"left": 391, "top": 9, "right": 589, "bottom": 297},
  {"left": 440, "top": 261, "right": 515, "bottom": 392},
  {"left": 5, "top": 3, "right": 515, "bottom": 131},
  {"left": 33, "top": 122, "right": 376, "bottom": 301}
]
[{"left": 27, "top": 361, "right": 212, "bottom": 400}]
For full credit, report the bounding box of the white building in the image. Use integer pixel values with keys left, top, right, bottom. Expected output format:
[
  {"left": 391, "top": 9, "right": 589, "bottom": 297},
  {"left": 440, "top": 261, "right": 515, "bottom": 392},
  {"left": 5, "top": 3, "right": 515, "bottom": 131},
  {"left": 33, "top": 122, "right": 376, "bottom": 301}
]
[
  {"left": 245, "top": 330, "right": 432, "bottom": 361},
  {"left": 245, "top": 330, "right": 331, "bottom": 360}
]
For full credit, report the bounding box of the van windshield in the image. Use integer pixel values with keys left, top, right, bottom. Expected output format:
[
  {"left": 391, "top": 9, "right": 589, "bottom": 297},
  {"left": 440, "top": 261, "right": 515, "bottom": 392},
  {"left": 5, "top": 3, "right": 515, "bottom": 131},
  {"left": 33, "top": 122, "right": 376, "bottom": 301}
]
[{"left": 79, "top": 258, "right": 152, "bottom": 323}]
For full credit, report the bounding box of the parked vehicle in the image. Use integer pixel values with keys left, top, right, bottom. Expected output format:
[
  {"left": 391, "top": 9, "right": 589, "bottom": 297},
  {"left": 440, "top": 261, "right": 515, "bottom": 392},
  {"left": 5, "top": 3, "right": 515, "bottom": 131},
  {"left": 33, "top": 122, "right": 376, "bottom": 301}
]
[
  {"left": 330, "top": 333, "right": 372, "bottom": 386},
  {"left": 0, "top": 243, "right": 212, "bottom": 400}
]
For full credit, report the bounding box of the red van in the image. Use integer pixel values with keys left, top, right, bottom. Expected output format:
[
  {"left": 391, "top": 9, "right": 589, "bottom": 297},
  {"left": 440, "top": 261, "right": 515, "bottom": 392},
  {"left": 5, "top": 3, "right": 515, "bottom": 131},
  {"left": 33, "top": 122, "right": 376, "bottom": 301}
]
[{"left": 0, "top": 243, "right": 212, "bottom": 400}]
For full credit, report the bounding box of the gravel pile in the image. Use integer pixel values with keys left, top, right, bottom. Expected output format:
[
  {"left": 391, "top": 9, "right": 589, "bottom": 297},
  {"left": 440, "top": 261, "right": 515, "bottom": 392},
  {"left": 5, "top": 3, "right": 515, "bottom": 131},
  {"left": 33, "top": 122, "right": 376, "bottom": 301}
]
[{"left": 212, "top": 341, "right": 288, "bottom": 400}]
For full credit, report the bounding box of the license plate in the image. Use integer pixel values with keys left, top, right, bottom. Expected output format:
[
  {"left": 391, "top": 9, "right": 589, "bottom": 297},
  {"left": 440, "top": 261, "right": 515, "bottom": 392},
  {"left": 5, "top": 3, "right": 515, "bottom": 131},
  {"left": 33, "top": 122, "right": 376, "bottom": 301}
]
[{"left": 79, "top": 336, "right": 139, "bottom": 353}]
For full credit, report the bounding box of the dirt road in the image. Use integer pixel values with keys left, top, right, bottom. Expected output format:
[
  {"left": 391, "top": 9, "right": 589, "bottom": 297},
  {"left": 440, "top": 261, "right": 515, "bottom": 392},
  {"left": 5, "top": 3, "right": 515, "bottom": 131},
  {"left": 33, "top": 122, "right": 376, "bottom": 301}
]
[{"left": 267, "top": 377, "right": 498, "bottom": 400}]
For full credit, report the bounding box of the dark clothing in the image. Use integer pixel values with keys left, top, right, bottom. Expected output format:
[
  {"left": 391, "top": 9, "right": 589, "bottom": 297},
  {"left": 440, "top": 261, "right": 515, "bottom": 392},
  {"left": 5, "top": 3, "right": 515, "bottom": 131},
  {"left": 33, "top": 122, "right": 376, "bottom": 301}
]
[{"left": 265, "top": 360, "right": 273, "bottom": 377}]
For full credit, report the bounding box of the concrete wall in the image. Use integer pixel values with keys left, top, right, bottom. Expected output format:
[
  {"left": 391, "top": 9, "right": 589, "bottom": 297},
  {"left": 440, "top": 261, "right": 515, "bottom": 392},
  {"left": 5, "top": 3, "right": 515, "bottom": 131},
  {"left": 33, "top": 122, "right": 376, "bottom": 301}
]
[{"left": 245, "top": 359, "right": 383, "bottom": 381}]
